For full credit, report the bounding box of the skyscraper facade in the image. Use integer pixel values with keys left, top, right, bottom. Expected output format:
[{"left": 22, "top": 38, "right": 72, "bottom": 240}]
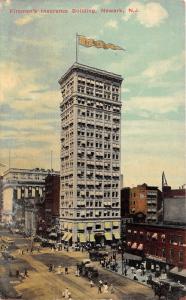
[{"left": 59, "top": 63, "right": 123, "bottom": 244}]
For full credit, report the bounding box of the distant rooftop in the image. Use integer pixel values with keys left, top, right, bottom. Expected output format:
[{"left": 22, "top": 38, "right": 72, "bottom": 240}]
[
  {"left": 127, "top": 222, "right": 186, "bottom": 230},
  {"left": 3, "top": 168, "right": 60, "bottom": 176},
  {"left": 58, "top": 62, "right": 123, "bottom": 84}
]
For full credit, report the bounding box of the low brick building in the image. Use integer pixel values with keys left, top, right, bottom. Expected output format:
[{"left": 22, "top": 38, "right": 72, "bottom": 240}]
[{"left": 126, "top": 223, "right": 186, "bottom": 270}]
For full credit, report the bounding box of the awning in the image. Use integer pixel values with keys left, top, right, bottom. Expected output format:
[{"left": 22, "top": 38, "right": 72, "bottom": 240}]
[
  {"left": 78, "top": 223, "right": 85, "bottom": 230},
  {"left": 89, "top": 234, "right": 95, "bottom": 242},
  {"left": 152, "top": 233, "right": 158, "bottom": 239},
  {"left": 78, "top": 233, "right": 86, "bottom": 243},
  {"left": 131, "top": 242, "right": 137, "bottom": 249},
  {"left": 161, "top": 234, "right": 165, "bottom": 239},
  {"left": 104, "top": 222, "right": 111, "bottom": 229},
  {"left": 62, "top": 232, "right": 68, "bottom": 241},
  {"left": 65, "top": 233, "right": 72, "bottom": 241},
  {"left": 124, "top": 252, "right": 142, "bottom": 261},
  {"left": 105, "top": 232, "right": 112, "bottom": 241},
  {"left": 113, "top": 232, "right": 120, "bottom": 239},
  {"left": 140, "top": 231, "right": 144, "bottom": 235},
  {"left": 137, "top": 244, "right": 143, "bottom": 250},
  {"left": 113, "top": 221, "right": 119, "bottom": 227},
  {"left": 169, "top": 267, "right": 186, "bottom": 278}
]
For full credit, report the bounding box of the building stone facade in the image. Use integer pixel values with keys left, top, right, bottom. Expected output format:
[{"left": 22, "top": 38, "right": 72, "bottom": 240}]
[
  {"left": 1, "top": 168, "right": 59, "bottom": 232},
  {"left": 59, "top": 63, "right": 123, "bottom": 244}
]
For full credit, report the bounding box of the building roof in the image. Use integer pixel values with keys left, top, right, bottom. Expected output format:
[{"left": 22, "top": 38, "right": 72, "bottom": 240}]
[
  {"left": 127, "top": 222, "right": 186, "bottom": 230},
  {"left": 3, "top": 168, "right": 60, "bottom": 176},
  {"left": 58, "top": 62, "right": 123, "bottom": 84}
]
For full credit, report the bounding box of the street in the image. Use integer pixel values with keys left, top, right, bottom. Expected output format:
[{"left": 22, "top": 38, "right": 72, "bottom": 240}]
[{"left": 0, "top": 230, "right": 155, "bottom": 300}]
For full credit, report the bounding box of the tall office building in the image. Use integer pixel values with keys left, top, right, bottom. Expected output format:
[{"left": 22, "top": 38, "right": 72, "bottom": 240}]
[{"left": 59, "top": 63, "right": 123, "bottom": 244}]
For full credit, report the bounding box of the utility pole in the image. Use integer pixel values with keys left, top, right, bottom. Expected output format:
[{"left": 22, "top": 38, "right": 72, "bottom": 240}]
[
  {"left": 50, "top": 151, "right": 53, "bottom": 171},
  {"left": 8, "top": 149, "right": 11, "bottom": 169}
]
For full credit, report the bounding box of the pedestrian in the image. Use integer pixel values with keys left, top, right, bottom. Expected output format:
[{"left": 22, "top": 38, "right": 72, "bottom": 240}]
[
  {"left": 124, "top": 268, "right": 127, "bottom": 276},
  {"left": 26, "top": 248, "right": 29, "bottom": 253},
  {"left": 99, "top": 279, "right": 103, "bottom": 286},
  {"left": 147, "top": 274, "right": 152, "bottom": 285},
  {"left": 137, "top": 268, "right": 142, "bottom": 276},
  {"left": 98, "top": 284, "right": 102, "bottom": 294},
  {"left": 24, "top": 268, "right": 29, "bottom": 277},
  {"left": 48, "top": 264, "right": 52, "bottom": 272},
  {"left": 133, "top": 273, "right": 138, "bottom": 281},
  {"left": 110, "top": 283, "right": 114, "bottom": 294},
  {"left": 16, "top": 269, "right": 20, "bottom": 278},
  {"left": 103, "top": 282, "right": 108, "bottom": 293},
  {"left": 75, "top": 269, "right": 79, "bottom": 277},
  {"left": 65, "top": 267, "right": 68, "bottom": 274},
  {"left": 64, "top": 288, "right": 69, "bottom": 299},
  {"left": 90, "top": 279, "right": 94, "bottom": 287},
  {"left": 131, "top": 266, "right": 134, "bottom": 273}
]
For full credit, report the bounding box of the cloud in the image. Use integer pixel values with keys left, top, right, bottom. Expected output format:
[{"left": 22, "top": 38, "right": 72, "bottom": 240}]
[
  {"left": 126, "top": 52, "right": 184, "bottom": 85},
  {"left": 123, "top": 2, "right": 168, "bottom": 28},
  {"left": 121, "top": 119, "right": 185, "bottom": 187},
  {"left": 0, "top": 117, "right": 60, "bottom": 169},
  {"left": 0, "top": 62, "right": 42, "bottom": 105},
  {"left": 15, "top": 13, "right": 42, "bottom": 26},
  {"left": 104, "top": 19, "right": 118, "bottom": 29},
  {"left": 0, "top": 62, "right": 20, "bottom": 102},
  {"left": 0, "top": 62, "right": 61, "bottom": 117},
  {"left": 13, "top": 37, "right": 66, "bottom": 49},
  {"left": 0, "top": 0, "right": 11, "bottom": 9},
  {"left": 125, "top": 94, "right": 184, "bottom": 115},
  {"left": 142, "top": 52, "right": 184, "bottom": 81}
]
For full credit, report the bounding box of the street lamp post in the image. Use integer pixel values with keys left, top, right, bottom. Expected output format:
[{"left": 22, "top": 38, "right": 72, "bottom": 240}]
[
  {"left": 121, "top": 248, "right": 124, "bottom": 275},
  {"left": 118, "top": 241, "right": 126, "bottom": 275}
]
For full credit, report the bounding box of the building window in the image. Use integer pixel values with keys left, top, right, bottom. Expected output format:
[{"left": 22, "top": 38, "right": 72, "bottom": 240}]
[{"left": 96, "top": 224, "right": 101, "bottom": 229}]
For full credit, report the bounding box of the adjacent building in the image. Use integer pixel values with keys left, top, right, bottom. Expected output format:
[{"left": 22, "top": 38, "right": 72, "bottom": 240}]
[
  {"left": 126, "top": 223, "right": 186, "bottom": 273},
  {"left": 1, "top": 168, "right": 59, "bottom": 234},
  {"left": 129, "top": 183, "right": 162, "bottom": 223},
  {"left": 120, "top": 187, "right": 133, "bottom": 239},
  {"left": 125, "top": 183, "right": 186, "bottom": 282},
  {"left": 44, "top": 173, "right": 60, "bottom": 226},
  {"left": 0, "top": 176, "right": 3, "bottom": 222},
  {"left": 163, "top": 185, "right": 186, "bottom": 225},
  {"left": 59, "top": 62, "right": 123, "bottom": 244}
]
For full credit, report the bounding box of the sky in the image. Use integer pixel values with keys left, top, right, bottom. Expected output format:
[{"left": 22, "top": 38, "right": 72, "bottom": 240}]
[{"left": 0, "top": 0, "right": 185, "bottom": 188}]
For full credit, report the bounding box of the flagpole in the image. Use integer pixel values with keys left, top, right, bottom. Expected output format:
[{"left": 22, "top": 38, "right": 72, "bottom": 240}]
[{"left": 76, "top": 33, "right": 78, "bottom": 63}]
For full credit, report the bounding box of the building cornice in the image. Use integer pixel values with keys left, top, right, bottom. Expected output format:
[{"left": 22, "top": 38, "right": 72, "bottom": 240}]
[{"left": 59, "top": 62, "right": 123, "bottom": 85}]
